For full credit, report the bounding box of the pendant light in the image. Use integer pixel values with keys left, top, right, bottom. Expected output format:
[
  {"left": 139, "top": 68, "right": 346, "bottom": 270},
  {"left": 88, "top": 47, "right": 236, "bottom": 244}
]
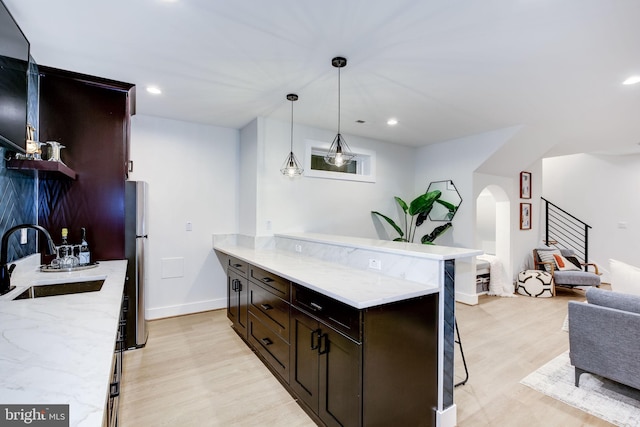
[
  {"left": 280, "top": 93, "right": 304, "bottom": 177},
  {"left": 324, "top": 56, "right": 355, "bottom": 167}
]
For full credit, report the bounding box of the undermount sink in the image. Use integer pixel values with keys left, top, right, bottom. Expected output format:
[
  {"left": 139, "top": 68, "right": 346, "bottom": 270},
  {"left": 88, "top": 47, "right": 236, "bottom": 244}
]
[{"left": 13, "top": 279, "right": 105, "bottom": 300}]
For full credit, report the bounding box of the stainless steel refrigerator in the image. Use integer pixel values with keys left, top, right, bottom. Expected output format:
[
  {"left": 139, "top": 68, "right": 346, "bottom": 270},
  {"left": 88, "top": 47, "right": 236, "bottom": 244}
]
[{"left": 124, "top": 181, "right": 149, "bottom": 349}]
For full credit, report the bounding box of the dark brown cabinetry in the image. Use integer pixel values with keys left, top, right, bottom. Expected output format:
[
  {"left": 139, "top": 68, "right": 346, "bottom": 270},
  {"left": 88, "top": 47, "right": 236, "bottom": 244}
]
[
  {"left": 290, "top": 306, "right": 361, "bottom": 427},
  {"left": 37, "top": 66, "right": 135, "bottom": 261},
  {"left": 227, "top": 258, "right": 248, "bottom": 339},
  {"left": 222, "top": 255, "right": 440, "bottom": 427},
  {"left": 247, "top": 265, "right": 291, "bottom": 382}
]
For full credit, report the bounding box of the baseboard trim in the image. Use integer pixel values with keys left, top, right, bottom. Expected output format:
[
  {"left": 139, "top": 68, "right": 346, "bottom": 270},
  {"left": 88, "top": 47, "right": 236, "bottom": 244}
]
[
  {"left": 455, "top": 291, "right": 478, "bottom": 306},
  {"left": 436, "top": 404, "right": 457, "bottom": 427},
  {"left": 146, "top": 297, "right": 226, "bottom": 320}
]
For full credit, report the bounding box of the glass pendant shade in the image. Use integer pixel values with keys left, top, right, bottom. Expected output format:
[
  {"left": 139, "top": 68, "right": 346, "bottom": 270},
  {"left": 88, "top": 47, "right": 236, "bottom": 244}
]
[
  {"left": 281, "top": 151, "right": 303, "bottom": 176},
  {"left": 325, "top": 56, "right": 355, "bottom": 167},
  {"left": 280, "top": 93, "right": 303, "bottom": 177},
  {"left": 324, "top": 133, "right": 355, "bottom": 167}
]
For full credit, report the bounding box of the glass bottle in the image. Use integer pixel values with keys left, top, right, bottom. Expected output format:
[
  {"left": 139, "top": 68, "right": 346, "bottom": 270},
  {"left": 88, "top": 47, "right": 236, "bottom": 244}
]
[
  {"left": 79, "top": 227, "right": 90, "bottom": 266},
  {"left": 59, "top": 227, "right": 69, "bottom": 259}
]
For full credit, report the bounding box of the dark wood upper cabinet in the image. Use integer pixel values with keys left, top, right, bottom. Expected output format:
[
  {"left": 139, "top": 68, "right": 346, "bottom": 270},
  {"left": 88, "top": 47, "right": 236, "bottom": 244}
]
[{"left": 37, "top": 66, "right": 135, "bottom": 261}]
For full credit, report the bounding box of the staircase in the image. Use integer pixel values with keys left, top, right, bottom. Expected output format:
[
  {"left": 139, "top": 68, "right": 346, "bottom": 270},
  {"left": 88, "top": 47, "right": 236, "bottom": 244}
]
[{"left": 541, "top": 197, "right": 592, "bottom": 269}]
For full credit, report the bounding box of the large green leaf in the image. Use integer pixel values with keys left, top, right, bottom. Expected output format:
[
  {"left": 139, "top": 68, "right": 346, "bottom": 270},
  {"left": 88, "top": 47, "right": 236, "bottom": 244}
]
[
  {"left": 421, "top": 222, "right": 452, "bottom": 244},
  {"left": 394, "top": 196, "right": 409, "bottom": 214},
  {"left": 371, "top": 211, "right": 404, "bottom": 238},
  {"left": 408, "top": 190, "right": 441, "bottom": 216}
]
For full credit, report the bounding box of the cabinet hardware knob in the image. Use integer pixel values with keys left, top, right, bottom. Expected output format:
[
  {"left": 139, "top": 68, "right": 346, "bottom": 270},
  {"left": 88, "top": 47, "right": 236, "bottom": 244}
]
[
  {"left": 260, "top": 303, "right": 273, "bottom": 311},
  {"left": 261, "top": 337, "right": 273, "bottom": 346}
]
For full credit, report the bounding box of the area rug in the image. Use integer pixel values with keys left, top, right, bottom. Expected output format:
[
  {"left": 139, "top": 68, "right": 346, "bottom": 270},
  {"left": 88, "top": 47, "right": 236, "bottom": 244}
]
[{"left": 521, "top": 351, "right": 640, "bottom": 426}]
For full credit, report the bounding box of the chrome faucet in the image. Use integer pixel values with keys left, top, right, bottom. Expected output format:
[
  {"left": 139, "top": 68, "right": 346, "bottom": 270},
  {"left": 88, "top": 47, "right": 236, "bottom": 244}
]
[{"left": 0, "top": 224, "right": 57, "bottom": 295}]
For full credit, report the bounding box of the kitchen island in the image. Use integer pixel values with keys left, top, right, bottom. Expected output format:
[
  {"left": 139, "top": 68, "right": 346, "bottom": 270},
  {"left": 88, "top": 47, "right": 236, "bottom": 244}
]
[
  {"left": 214, "top": 232, "right": 481, "bottom": 427},
  {"left": 0, "top": 255, "right": 127, "bottom": 427}
]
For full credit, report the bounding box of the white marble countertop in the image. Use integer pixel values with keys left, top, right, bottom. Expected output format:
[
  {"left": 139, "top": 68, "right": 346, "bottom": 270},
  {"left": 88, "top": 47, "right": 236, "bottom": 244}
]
[
  {"left": 0, "top": 255, "right": 127, "bottom": 427},
  {"left": 214, "top": 244, "right": 440, "bottom": 309},
  {"left": 276, "top": 232, "right": 482, "bottom": 260}
]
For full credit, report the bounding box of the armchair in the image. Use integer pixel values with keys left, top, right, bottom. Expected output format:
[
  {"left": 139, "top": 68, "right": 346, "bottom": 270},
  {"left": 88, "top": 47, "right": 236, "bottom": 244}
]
[{"left": 532, "top": 248, "right": 600, "bottom": 290}]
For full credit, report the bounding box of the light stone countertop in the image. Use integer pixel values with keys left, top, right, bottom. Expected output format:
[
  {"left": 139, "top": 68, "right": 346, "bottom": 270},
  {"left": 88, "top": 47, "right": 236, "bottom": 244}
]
[
  {"left": 214, "top": 244, "right": 441, "bottom": 309},
  {"left": 276, "top": 232, "right": 483, "bottom": 260},
  {"left": 0, "top": 255, "right": 127, "bottom": 427}
]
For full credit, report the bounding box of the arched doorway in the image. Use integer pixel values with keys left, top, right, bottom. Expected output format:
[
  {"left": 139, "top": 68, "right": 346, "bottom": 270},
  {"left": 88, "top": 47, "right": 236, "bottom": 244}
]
[{"left": 476, "top": 185, "right": 512, "bottom": 293}]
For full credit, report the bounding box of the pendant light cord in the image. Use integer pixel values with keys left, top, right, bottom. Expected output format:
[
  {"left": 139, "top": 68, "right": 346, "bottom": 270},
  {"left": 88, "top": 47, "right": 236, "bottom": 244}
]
[
  {"left": 337, "top": 66, "right": 341, "bottom": 135},
  {"left": 290, "top": 97, "right": 294, "bottom": 151}
]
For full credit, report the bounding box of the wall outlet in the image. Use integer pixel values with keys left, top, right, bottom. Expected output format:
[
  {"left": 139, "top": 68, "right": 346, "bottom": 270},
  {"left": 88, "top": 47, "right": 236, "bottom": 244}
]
[
  {"left": 369, "top": 258, "right": 382, "bottom": 270},
  {"left": 295, "top": 244, "right": 302, "bottom": 253},
  {"left": 186, "top": 222, "right": 192, "bottom": 231},
  {"left": 20, "top": 228, "right": 27, "bottom": 245}
]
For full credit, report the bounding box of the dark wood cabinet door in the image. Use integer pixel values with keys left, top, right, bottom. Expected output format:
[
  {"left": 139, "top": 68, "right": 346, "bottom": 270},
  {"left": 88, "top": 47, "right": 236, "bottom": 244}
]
[
  {"left": 227, "top": 271, "right": 248, "bottom": 339},
  {"left": 290, "top": 307, "right": 320, "bottom": 413},
  {"left": 319, "top": 327, "right": 362, "bottom": 427},
  {"left": 237, "top": 274, "right": 248, "bottom": 338},
  {"left": 227, "top": 271, "right": 239, "bottom": 323}
]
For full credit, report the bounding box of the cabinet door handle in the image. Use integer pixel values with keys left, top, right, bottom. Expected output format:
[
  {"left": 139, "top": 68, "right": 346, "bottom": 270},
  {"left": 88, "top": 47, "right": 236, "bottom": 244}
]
[
  {"left": 236, "top": 280, "right": 242, "bottom": 292},
  {"left": 260, "top": 303, "right": 273, "bottom": 311},
  {"left": 311, "top": 329, "right": 321, "bottom": 350},
  {"left": 110, "top": 381, "right": 120, "bottom": 398},
  {"left": 261, "top": 337, "right": 273, "bottom": 346},
  {"left": 318, "top": 333, "right": 329, "bottom": 355},
  {"left": 310, "top": 302, "right": 323, "bottom": 312},
  {"left": 231, "top": 279, "right": 237, "bottom": 291},
  {"left": 261, "top": 277, "right": 274, "bottom": 283}
]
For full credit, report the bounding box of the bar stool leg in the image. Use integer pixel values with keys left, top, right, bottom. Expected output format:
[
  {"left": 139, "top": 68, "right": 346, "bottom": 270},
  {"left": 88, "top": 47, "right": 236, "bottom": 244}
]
[{"left": 455, "top": 317, "right": 469, "bottom": 387}]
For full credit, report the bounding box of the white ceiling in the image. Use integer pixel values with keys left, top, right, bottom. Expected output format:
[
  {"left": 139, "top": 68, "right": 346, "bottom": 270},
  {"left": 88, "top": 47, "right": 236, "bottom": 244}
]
[{"left": 5, "top": 0, "right": 640, "bottom": 156}]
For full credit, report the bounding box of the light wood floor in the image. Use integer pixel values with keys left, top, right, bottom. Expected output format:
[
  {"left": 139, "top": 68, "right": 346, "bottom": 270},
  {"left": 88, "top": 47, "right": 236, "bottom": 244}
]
[{"left": 120, "top": 288, "right": 614, "bottom": 426}]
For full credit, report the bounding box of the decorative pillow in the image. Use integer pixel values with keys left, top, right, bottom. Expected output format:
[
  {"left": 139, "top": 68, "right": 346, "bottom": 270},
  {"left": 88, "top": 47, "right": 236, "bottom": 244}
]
[
  {"left": 537, "top": 249, "right": 562, "bottom": 272},
  {"left": 609, "top": 259, "right": 640, "bottom": 296},
  {"left": 553, "top": 254, "right": 581, "bottom": 271}
]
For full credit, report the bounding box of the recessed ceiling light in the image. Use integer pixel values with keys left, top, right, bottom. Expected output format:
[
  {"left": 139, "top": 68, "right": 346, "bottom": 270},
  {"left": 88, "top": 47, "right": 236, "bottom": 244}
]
[
  {"left": 146, "top": 86, "right": 162, "bottom": 95},
  {"left": 387, "top": 118, "right": 398, "bottom": 126},
  {"left": 622, "top": 76, "right": 640, "bottom": 85}
]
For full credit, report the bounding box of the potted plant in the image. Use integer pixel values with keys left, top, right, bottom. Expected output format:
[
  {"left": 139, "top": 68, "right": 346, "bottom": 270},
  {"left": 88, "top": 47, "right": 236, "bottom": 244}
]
[{"left": 372, "top": 190, "right": 453, "bottom": 244}]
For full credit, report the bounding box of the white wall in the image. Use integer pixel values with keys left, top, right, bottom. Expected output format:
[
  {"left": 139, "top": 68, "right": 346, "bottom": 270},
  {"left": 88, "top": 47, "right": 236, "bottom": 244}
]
[
  {"left": 129, "top": 115, "right": 239, "bottom": 319},
  {"left": 246, "top": 117, "right": 416, "bottom": 238},
  {"left": 543, "top": 153, "right": 640, "bottom": 274}
]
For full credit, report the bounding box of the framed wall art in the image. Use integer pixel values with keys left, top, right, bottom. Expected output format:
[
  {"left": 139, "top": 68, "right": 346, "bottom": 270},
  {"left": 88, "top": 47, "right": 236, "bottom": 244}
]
[
  {"left": 520, "top": 171, "right": 531, "bottom": 199},
  {"left": 520, "top": 203, "right": 531, "bottom": 230}
]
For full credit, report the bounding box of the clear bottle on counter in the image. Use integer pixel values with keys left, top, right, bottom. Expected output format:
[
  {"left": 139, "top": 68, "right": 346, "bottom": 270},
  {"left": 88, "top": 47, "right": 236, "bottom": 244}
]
[
  {"left": 79, "top": 227, "right": 90, "bottom": 266},
  {"left": 59, "top": 227, "right": 69, "bottom": 259}
]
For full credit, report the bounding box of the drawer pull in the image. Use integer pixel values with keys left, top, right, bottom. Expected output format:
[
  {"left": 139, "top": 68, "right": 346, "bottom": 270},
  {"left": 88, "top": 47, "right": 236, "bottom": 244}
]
[
  {"left": 232, "top": 263, "right": 243, "bottom": 268},
  {"left": 261, "top": 277, "right": 274, "bottom": 283},
  {"left": 261, "top": 337, "right": 273, "bottom": 346},
  {"left": 260, "top": 303, "right": 273, "bottom": 311},
  {"left": 310, "top": 302, "right": 323, "bottom": 312}
]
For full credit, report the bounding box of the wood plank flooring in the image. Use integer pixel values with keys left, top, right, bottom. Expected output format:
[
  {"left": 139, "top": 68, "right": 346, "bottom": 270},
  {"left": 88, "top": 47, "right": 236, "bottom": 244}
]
[{"left": 119, "top": 287, "right": 614, "bottom": 426}]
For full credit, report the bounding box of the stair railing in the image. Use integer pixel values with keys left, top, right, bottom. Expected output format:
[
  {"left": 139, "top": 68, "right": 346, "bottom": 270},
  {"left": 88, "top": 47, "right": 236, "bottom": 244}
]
[{"left": 541, "top": 197, "right": 592, "bottom": 270}]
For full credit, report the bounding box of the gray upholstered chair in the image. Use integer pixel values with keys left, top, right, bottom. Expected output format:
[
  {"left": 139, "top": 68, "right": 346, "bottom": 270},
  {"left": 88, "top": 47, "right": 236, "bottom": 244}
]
[
  {"left": 568, "top": 287, "right": 640, "bottom": 390},
  {"left": 532, "top": 248, "right": 600, "bottom": 290}
]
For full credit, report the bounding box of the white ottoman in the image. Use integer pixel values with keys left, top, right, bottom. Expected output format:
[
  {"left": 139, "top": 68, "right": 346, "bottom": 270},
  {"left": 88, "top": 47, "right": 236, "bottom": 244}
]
[{"left": 517, "top": 270, "right": 554, "bottom": 297}]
